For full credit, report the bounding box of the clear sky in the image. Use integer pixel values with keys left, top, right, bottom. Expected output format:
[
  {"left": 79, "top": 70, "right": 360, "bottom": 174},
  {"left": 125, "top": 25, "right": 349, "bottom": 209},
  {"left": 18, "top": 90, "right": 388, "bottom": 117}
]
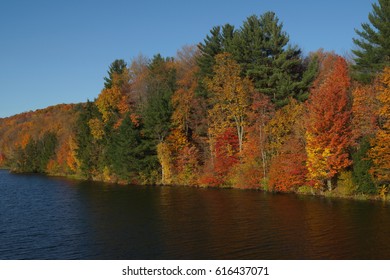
[{"left": 0, "top": 0, "right": 375, "bottom": 118}]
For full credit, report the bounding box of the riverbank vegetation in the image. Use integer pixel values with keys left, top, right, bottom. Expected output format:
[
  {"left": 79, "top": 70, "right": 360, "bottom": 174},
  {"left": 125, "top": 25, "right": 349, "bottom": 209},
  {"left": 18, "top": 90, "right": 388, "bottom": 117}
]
[{"left": 1, "top": 1, "right": 390, "bottom": 200}]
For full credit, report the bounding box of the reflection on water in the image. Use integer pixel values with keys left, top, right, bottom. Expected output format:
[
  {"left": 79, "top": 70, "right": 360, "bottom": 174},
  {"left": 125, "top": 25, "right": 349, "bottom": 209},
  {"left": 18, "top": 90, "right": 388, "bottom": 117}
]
[{"left": 0, "top": 170, "right": 390, "bottom": 259}]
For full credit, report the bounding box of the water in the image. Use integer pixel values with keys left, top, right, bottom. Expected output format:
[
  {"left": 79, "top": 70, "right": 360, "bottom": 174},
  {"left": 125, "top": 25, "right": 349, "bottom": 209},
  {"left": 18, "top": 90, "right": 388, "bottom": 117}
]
[{"left": 0, "top": 169, "right": 390, "bottom": 259}]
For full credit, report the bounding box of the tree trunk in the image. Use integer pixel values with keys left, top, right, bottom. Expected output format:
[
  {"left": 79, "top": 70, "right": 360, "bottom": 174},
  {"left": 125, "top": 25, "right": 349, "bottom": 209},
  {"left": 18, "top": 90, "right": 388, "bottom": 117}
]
[
  {"left": 259, "top": 124, "right": 266, "bottom": 179},
  {"left": 327, "top": 178, "right": 332, "bottom": 192}
]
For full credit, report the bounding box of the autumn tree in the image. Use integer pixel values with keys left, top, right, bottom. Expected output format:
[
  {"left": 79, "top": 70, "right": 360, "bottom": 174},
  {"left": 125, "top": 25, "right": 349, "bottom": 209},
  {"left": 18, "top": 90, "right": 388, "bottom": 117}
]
[
  {"left": 128, "top": 54, "right": 150, "bottom": 109},
  {"left": 352, "top": 0, "right": 390, "bottom": 83},
  {"left": 157, "top": 142, "right": 173, "bottom": 185},
  {"left": 269, "top": 138, "right": 307, "bottom": 192},
  {"left": 350, "top": 83, "right": 379, "bottom": 194},
  {"left": 201, "top": 127, "right": 240, "bottom": 186},
  {"left": 369, "top": 67, "right": 390, "bottom": 185},
  {"left": 265, "top": 99, "right": 306, "bottom": 157},
  {"left": 95, "top": 86, "right": 124, "bottom": 123},
  {"left": 231, "top": 93, "right": 274, "bottom": 188},
  {"left": 267, "top": 99, "right": 307, "bottom": 192},
  {"left": 159, "top": 46, "right": 203, "bottom": 185},
  {"left": 305, "top": 54, "right": 352, "bottom": 191},
  {"left": 206, "top": 53, "right": 252, "bottom": 153},
  {"left": 172, "top": 45, "right": 200, "bottom": 138},
  {"left": 351, "top": 83, "right": 379, "bottom": 144},
  {"left": 12, "top": 132, "right": 57, "bottom": 173}
]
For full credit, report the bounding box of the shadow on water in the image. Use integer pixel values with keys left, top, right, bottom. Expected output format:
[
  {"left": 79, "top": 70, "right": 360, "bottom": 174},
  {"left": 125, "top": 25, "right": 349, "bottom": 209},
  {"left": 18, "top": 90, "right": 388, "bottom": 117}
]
[{"left": 0, "top": 170, "right": 390, "bottom": 259}]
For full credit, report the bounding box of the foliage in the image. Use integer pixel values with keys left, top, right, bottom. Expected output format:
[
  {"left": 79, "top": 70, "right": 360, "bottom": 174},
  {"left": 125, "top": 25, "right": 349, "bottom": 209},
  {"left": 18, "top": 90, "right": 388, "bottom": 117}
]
[
  {"left": 0, "top": 104, "right": 77, "bottom": 173},
  {"left": 369, "top": 67, "right": 390, "bottom": 185},
  {"left": 175, "top": 145, "right": 199, "bottom": 186},
  {"left": 95, "top": 86, "right": 123, "bottom": 123},
  {"left": 214, "top": 128, "right": 240, "bottom": 184},
  {"left": 378, "top": 185, "right": 388, "bottom": 200},
  {"left": 297, "top": 185, "right": 314, "bottom": 195},
  {"left": 231, "top": 12, "right": 311, "bottom": 107},
  {"left": 1, "top": 8, "right": 390, "bottom": 199},
  {"left": 269, "top": 138, "right": 307, "bottom": 192},
  {"left": 12, "top": 131, "right": 57, "bottom": 173},
  {"left": 206, "top": 53, "right": 252, "bottom": 153},
  {"left": 197, "top": 12, "right": 317, "bottom": 107},
  {"left": 265, "top": 99, "right": 305, "bottom": 156},
  {"left": 109, "top": 114, "right": 143, "bottom": 182},
  {"left": 336, "top": 171, "right": 357, "bottom": 196},
  {"left": 197, "top": 24, "right": 235, "bottom": 85},
  {"left": 351, "top": 83, "right": 379, "bottom": 144},
  {"left": 352, "top": 0, "right": 390, "bottom": 83},
  {"left": 305, "top": 53, "right": 352, "bottom": 190},
  {"left": 157, "top": 142, "right": 173, "bottom": 185},
  {"left": 104, "top": 59, "right": 128, "bottom": 89},
  {"left": 142, "top": 54, "right": 176, "bottom": 142},
  {"left": 75, "top": 101, "right": 102, "bottom": 179},
  {"left": 172, "top": 45, "right": 199, "bottom": 137},
  {"left": 352, "top": 137, "right": 376, "bottom": 194}
]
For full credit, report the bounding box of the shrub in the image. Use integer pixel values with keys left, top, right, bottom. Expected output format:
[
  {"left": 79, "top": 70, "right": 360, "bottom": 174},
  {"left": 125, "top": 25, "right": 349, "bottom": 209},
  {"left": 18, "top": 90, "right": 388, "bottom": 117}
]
[{"left": 336, "top": 171, "right": 357, "bottom": 196}]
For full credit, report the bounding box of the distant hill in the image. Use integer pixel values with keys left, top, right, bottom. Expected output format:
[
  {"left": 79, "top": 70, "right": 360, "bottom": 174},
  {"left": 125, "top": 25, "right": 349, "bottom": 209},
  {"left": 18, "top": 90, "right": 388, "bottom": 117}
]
[{"left": 0, "top": 103, "right": 82, "bottom": 174}]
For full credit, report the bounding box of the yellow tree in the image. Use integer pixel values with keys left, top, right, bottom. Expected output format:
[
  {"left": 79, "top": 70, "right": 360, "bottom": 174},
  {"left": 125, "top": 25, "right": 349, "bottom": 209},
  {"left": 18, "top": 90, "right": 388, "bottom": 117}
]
[
  {"left": 157, "top": 142, "right": 173, "bottom": 184},
  {"left": 95, "top": 86, "right": 123, "bottom": 123},
  {"left": 172, "top": 45, "right": 199, "bottom": 137},
  {"left": 369, "top": 67, "right": 390, "bottom": 184},
  {"left": 265, "top": 98, "right": 306, "bottom": 156},
  {"left": 206, "top": 52, "right": 252, "bottom": 153}
]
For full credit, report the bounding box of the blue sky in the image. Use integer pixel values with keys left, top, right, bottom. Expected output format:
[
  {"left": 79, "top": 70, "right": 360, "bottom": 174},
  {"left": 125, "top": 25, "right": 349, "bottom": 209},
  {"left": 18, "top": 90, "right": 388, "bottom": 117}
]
[{"left": 0, "top": 0, "right": 375, "bottom": 118}]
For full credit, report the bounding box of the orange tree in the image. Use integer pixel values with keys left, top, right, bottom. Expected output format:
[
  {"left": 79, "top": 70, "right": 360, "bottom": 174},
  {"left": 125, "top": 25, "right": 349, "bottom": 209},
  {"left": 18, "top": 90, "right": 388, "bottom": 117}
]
[{"left": 305, "top": 53, "right": 352, "bottom": 191}]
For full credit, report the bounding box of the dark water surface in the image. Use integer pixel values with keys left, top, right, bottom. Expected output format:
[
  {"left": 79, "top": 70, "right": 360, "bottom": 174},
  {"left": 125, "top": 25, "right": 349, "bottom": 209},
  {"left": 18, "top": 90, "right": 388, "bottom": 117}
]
[{"left": 1, "top": 170, "right": 390, "bottom": 259}]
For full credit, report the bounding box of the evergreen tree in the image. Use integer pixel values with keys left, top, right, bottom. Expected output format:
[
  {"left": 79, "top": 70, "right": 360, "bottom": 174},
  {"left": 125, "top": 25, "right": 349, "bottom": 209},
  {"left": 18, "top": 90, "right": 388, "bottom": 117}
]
[
  {"left": 352, "top": 137, "right": 376, "bottom": 194},
  {"left": 142, "top": 54, "right": 176, "bottom": 142},
  {"left": 197, "top": 12, "right": 317, "bottom": 107},
  {"left": 352, "top": 0, "right": 390, "bottom": 83},
  {"left": 231, "top": 12, "right": 308, "bottom": 107},
  {"left": 25, "top": 139, "right": 39, "bottom": 172},
  {"left": 110, "top": 114, "right": 143, "bottom": 181},
  {"left": 104, "top": 59, "right": 128, "bottom": 89},
  {"left": 12, "top": 132, "right": 57, "bottom": 173},
  {"left": 197, "top": 24, "right": 235, "bottom": 81},
  {"left": 75, "top": 101, "right": 101, "bottom": 178},
  {"left": 37, "top": 131, "right": 57, "bottom": 172}
]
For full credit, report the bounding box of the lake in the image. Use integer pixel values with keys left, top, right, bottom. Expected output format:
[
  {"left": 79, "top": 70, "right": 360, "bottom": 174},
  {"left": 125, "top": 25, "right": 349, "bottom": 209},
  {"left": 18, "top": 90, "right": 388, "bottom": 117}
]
[{"left": 0, "top": 169, "right": 389, "bottom": 259}]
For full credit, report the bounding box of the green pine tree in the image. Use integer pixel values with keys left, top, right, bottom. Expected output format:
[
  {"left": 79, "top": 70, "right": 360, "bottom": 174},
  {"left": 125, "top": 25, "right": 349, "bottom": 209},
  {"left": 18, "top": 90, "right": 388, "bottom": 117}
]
[
  {"left": 104, "top": 59, "right": 128, "bottom": 89},
  {"left": 37, "top": 131, "right": 57, "bottom": 172},
  {"left": 197, "top": 24, "right": 235, "bottom": 81},
  {"left": 197, "top": 12, "right": 317, "bottom": 107},
  {"left": 142, "top": 54, "right": 176, "bottom": 142},
  {"left": 75, "top": 101, "right": 102, "bottom": 178},
  {"left": 352, "top": 137, "right": 376, "bottom": 194},
  {"left": 231, "top": 12, "right": 307, "bottom": 107},
  {"left": 110, "top": 114, "right": 143, "bottom": 181},
  {"left": 352, "top": 0, "right": 390, "bottom": 83}
]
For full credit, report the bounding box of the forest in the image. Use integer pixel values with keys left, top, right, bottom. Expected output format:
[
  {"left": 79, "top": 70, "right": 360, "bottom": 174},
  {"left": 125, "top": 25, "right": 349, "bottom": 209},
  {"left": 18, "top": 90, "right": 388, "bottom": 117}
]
[{"left": 1, "top": 1, "right": 390, "bottom": 199}]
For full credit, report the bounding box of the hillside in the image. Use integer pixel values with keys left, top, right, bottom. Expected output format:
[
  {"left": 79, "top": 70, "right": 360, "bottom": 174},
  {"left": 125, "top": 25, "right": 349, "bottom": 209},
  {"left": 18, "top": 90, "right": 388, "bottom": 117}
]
[{"left": 0, "top": 103, "right": 81, "bottom": 175}]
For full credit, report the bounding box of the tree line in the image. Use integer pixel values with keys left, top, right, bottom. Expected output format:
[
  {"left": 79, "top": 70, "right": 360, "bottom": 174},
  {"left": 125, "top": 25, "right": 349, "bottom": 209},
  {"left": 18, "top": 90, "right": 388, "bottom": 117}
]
[{"left": 1, "top": 1, "right": 390, "bottom": 197}]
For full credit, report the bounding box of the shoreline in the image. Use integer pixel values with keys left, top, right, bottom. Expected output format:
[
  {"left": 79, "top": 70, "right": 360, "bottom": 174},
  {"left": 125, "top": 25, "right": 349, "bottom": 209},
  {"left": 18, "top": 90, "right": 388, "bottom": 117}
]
[{"left": 2, "top": 168, "right": 388, "bottom": 203}]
